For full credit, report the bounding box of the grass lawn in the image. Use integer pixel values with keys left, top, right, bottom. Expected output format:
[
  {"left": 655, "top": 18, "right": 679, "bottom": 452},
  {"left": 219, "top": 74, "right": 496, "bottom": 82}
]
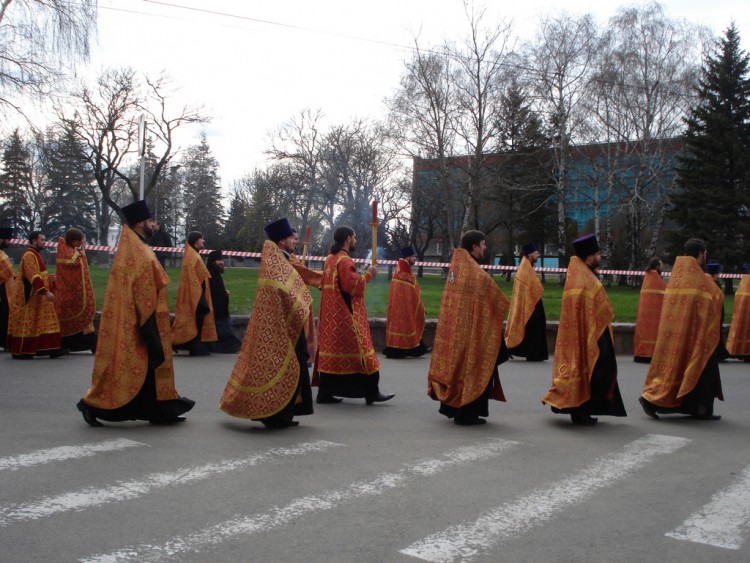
[{"left": 76, "top": 264, "right": 737, "bottom": 323}]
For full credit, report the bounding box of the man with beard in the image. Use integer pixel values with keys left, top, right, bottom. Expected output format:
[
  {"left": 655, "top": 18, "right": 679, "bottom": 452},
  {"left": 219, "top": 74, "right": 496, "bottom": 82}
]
[
  {"left": 0, "top": 226, "right": 16, "bottom": 350},
  {"left": 9, "top": 231, "right": 66, "bottom": 359},
  {"left": 148, "top": 220, "right": 173, "bottom": 268},
  {"left": 383, "top": 245, "right": 430, "bottom": 359},
  {"left": 206, "top": 249, "right": 241, "bottom": 353},
  {"left": 639, "top": 239, "right": 724, "bottom": 420},
  {"left": 220, "top": 218, "right": 314, "bottom": 428},
  {"left": 542, "top": 234, "right": 626, "bottom": 425},
  {"left": 633, "top": 257, "right": 667, "bottom": 363},
  {"left": 54, "top": 228, "right": 98, "bottom": 352},
  {"left": 505, "top": 243, "right": 548, "bottom": 361},
  {"left": 77, "top": 200, "right": 195, "bottom": 427},
  {"left": 427, "top": 231, "right": 510, "bottom": 425},
  {"left": 172, "top": 231, "right": 217, "bottom": 356},
  {"left": 314, "top": 226, "right": 395, "bottom": 405}
]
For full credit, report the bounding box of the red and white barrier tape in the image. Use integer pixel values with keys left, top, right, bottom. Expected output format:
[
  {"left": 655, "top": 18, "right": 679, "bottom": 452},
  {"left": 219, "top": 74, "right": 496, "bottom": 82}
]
[{"left": 5, "top": 238, "right": 745, "bottom": 279}]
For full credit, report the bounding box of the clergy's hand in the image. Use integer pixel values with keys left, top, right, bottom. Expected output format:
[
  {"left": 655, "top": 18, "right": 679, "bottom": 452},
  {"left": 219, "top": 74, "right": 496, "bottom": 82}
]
[
  {"left": 367, "top": 265, "right": 378, "bottom": 277},
  {"left": 45, "top": 291, "right": 55, "bottom": 302}
]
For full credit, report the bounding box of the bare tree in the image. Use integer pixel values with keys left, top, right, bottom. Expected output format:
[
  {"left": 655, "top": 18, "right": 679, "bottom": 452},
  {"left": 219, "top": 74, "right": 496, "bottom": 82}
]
[
  {"left": 386, "top": 46, "right": 458, "bottom": 260},
  {"left": 524, "top": 12, "right": 599, "bottom": 268},
  {"left": 57, "top": 67, "right": 209, "bottom": 242},
  {"left": 0, "top": 0, "right": 96, "bottom": 115},
  {"left": 449, "top": 3, "right": 514, "bottom": 234},
  {"left": 266, "top": 108, "right": 325, "bottom": 240},
  {"left": 588, "top": 3, "right": 701, "bottom": 270}
]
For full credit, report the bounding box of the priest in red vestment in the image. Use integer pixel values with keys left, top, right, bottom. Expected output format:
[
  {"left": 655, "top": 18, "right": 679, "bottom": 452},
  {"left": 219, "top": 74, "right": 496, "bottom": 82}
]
[
  {"left": 314, "top": 226, "right": 395, "bottom": 405},
  {"left": 383, "top": 245, "right": 430, "bottom": 359}
]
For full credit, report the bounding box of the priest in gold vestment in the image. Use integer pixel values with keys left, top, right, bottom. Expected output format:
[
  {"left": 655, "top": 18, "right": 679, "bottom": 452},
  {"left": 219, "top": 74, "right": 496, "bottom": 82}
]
[
  {"left": 639, "top": 238, "right": 724, "bottom": 420},
  {"left": 505, "top": 243, "right": 548, "bottom": 361},
  {"left": 220, "top": 218, "right": 315, "bottom": 428},
  {"left": 726, "top": 268, "right": 750, "bottom": 361},
  {"left": 77, "top": 201, "right": 194, "bottom": 426},
  {"left": 9, "top": 231, "right": 66, "bottom": 359},
  {"left": 428, "top": 230, "right": 510, "bottom": 426},
  {"left": 542, "top": 234, "right": 626, "bottom": 425},
  {"left": 172, "top": 231, "right": 217, "bottom": 356},
  {"left": 0, "top": 226, "right": 16, "bottom": 350},
  {"left": 633, "top": 257, "right": 667, "bottom": 363}
]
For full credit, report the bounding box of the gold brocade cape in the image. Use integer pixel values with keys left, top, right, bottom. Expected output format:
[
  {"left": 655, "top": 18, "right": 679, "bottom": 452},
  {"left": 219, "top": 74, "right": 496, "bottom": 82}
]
[
  {"left": 727, "top": 274, "right": 750, "bottom": 356},
  {"left": 505, "top": 256, "right": 544, "bottom": 349},
  {"left": 543, "top": 256, "right": 613, "bottom": 409},
  {"left": 54, "top": 237, "right": 96, "bottom": 337},
  {"left": 316, "top": 250, "right": 380, "bottom": 375},
  {"left": 289, "top": 253, "right": 322, "bottom": 359},
  {"left": 385, "top": 259, "right": 425, "bottom": 349},
  {"left": 428, "top": 248, "right": 510, "bottom": 407},
  {"left": 172, "top": 243, "right": 218, "bottom": 345},
  {"left": 10, "top": 248, "right": 61, "bottom": 353},
  {"left": 0, "top": 248, "right": 15, "bottom": 305},
  {"left": 82, "top": 226, "right": 180, "bottom": 409},
  {"left": 641, "top": 256, "right": 723, "bottom": 408},
  {"left": 220, "top": 241, "right": 312, "bottom": 419},
  {"left": 633, "top": 270, "right": 668, "bottom": 358}
]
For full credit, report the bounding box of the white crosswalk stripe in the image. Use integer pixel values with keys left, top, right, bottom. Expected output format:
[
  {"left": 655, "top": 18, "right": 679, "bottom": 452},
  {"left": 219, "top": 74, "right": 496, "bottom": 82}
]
[
  {"left": 666, "top": 462, "right": 750, "bottom": 550},
  {"left": 0, "top": 440, "right": 342, "bottom": 528},
  {"left": 400, "top": 433, "right": 691, "bottom": 563},
  {"left": 0, "top": 439, "right": 146, "bottom": 472},
  {"left": 80, "top": 438, "right": 522, "bottom": 563}
]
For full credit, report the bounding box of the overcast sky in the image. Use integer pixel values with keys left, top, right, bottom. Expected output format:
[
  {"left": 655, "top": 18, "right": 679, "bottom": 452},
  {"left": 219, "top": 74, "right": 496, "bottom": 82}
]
[{"left": 88, "top": 0, "right": 749, "bottom": 189}]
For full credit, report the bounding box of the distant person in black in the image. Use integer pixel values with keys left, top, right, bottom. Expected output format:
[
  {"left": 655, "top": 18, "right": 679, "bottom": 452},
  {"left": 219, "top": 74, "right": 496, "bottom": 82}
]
[
  {"left": 207, "top": 249, "right": 242, "bottom": 353},
  {"left": 148, "top": 221, "right": 173, "bottom": 267}
]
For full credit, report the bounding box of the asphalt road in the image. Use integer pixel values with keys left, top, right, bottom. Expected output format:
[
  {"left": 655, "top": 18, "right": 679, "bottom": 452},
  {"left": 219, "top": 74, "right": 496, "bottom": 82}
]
[{"left": 1, "top": 350, "right": 749, "bottom": 562}]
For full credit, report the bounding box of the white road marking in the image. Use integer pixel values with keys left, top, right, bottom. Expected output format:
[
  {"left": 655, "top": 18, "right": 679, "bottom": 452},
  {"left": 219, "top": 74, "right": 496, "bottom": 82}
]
[
  {"left": 81, "top": 438, "right": 521, "bottom": 563},
  {"left": 0, "top": 439, "right": 146, "bottom": 472},
  {"left": 666, "top": 462, "right": 750, "bottom": 550},
  {"left": 0, "top": 440, "right": 341, "bottom": 528},
  {"left": 400, "top": 433, "right": 691, "bottom": 562}
]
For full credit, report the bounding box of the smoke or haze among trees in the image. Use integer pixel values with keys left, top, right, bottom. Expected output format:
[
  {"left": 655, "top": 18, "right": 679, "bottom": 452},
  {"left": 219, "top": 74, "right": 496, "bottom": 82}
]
[{"left": 0, "top": 1, "right": 748, "bottom": 277}]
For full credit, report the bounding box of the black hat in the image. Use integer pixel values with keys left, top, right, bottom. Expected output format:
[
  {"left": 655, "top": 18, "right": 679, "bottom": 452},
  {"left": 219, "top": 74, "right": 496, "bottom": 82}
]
[
  {"left": 0, "top": 226, "right": 13, "bottom": 239},
  {"left": 400, "top": 245, "right": 415, "bottom": 258},
  {"left": 264, "top": 218, "right": 293, "bottom": 242},
  {"left": 521, "top": 243, "right": 538, "bottom": 256},
  {"left": 706, "top": 263, "right": 721, "bottom": 276},
  {"left": 207, "top": 249, "right": 223, "bottom": 262},
  {"left": 121, "top": 200, "right": 152, "bottom": 226},
  {"left": 572, "top": 233, "right": 600, "bottom": 259}
]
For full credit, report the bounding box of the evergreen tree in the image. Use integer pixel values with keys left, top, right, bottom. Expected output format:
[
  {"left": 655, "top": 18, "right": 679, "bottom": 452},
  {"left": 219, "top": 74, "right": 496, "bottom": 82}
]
[
  {"left": 670, "top": 25, "right": 750, "bottom": 276},
  {"left": 180, "top": 134, "right": 225, "bottom": 247},
  {"left": 0, "top": 129, "right": 33, "bottom": 234},
  {"left": 42, "top": 128, "right": 97, "bottom": 238}
]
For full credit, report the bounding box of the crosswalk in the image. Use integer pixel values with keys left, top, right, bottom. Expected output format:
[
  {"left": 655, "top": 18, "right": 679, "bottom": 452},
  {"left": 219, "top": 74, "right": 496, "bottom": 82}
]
[{"left": 1, "top": 434, "right": 748, "bottom": 562}]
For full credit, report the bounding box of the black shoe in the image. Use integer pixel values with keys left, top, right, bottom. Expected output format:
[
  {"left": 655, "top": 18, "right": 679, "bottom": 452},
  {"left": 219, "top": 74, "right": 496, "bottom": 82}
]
[
  {"left": 639, "top": 397, "right": 660, "bottom": 420},
  {"left": 11, "top": 354, "right": 33, "bottom": 360},
  {"left": 366, "top": 392, "right": 395, "bottom": 405},
  {"left": 49, "top": 347, "right": 70, "bottom": 358},
  {"left": 316, "top": 395, "right": 343, "bottom": 404},
  {"left": 261, "top": 419, "right": 299, "bottom": 429},
  {"left": 691, "top": 414, "right": 721, "bottom": 420},
  {"left": 77, "top": 401, "right": 103, "bottom": 427},
  {"left": 570, "top": 413, "right": 598, "bottom": 426},
  {"left": 149, "top": 416, "right": 186, "bottom": 425},
  {"left": 454, "top": 417, "right": 487, "bottom": 426}
]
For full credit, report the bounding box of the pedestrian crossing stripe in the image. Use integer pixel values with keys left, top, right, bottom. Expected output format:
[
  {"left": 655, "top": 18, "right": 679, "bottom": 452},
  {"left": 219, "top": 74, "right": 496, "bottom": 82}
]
[
  {"left": 81, "top": 438, "right": 522, "bottom": 563},
  {"left": 0, "top": 439, "right": 146, "bottom": 472},
  {"left": 0, "top": 440, "right": 342, "bottom": 528},
  {"left": 400, "top": 434, "right": 691, "bottom": 562}
]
